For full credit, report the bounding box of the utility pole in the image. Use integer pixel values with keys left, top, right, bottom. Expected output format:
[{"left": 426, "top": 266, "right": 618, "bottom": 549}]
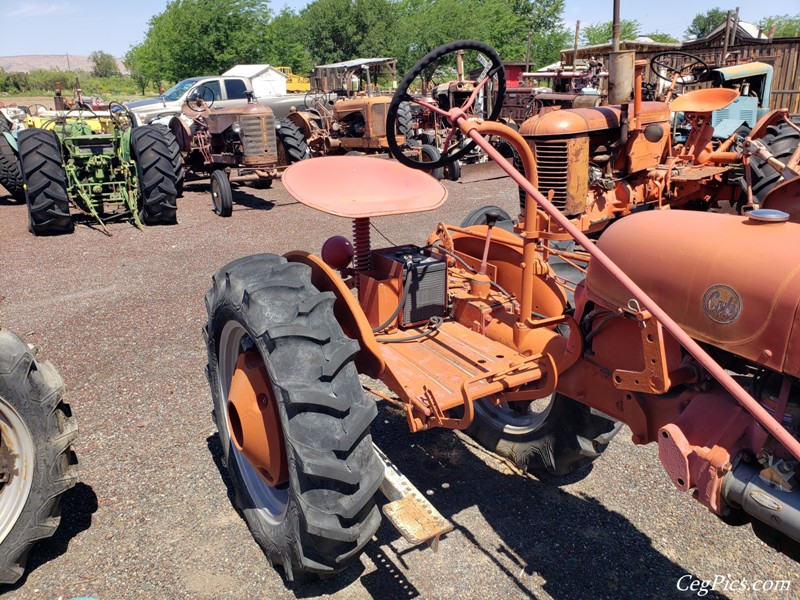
[{"left": 66, "top": 53, "right": 71, "bottom": 71}]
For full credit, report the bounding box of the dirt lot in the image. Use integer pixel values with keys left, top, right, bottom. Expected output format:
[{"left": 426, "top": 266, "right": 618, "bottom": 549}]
[{"left": 0, "top": 175, "right": 796, "bottom": 599}]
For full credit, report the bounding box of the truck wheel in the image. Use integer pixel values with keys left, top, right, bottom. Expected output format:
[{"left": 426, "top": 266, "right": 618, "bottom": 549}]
[
  {"left": 151, "top": 123, "right": 185, "bottom": 197},
  {"left": 420, "top": 144, "right": 444, "bottom": 180},
  {"left": 0, "top": 329, "right": 78, "bottom": 584},
  {"left": 0, "top": 135, "right": 24, "bottom": 203},
  {"left": 210, "top": 170, "right": 233, "bottom": 217},
  {"left": 747, "top": 120, "right": 800, "bottom": 203},
  {"left": 204, "top": 254, "right": 383, "bottom": 581},
  {"left": 276, "top": 119, "right": 311, "bottom": 165},
  {"left": 130, "top": 125, "right": 178, "bottom": 225},
  {"left": 464, "top": 393, "right": 621, "bottom": 480},
  {"left": 17, "top": 129, "right": 73, "bottom": 236},
  {"left": 396, "top": 102, "right": 413, "bottom": 136}
]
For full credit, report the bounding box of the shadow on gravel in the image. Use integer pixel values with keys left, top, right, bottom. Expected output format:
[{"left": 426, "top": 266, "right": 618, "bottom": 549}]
[
  {"left": 205, "top": 407, "right": 725, "bottom": 599},
  {"left": 370, "top": 408, "right": 729, "bottom": 600},
  {"left": 2, "top": 482, "right": 98, "bottom": 592}
]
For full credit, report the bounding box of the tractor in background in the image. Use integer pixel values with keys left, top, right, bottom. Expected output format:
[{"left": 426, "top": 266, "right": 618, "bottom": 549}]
[
  {"left": 152, "top": 87, "right": 310, "bottom": 217},
  {"left": 202, "top": 41, "right": 800, "bottom": 584}
]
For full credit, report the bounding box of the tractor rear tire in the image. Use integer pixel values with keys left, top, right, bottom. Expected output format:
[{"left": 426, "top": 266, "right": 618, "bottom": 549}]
[
  {"left": 746, "top": 120, "right": 800, "bottom": 204},
  {"left": 464, "top": 393, "right": 621, "bottom": 480},
  {"left": 420, "top": 144, "right": 444, "bottom": 180},
  {"left": 276, "top": 119, "right": 311, "bottom": 165},
  {"left": 0, "top": 134, "right": 24, "bottom": 202},
  {"left": 396, "top": 102, "right": 413, "bottom": 136},
  {"left": 151, "top": 123, "right": 185, "bottom": 197},
  {"left": 17, "top": 129, "right": 73, "bottom": 236},
  {"left": 0, "top": 329, "right": 78, "bottom": 584},
  {"left": 210, "top": 170, "right": 233, "bottom": 217},
  {"left": 130, "top": 125, "right": 178, "bottom": 225},
  {"left": 204, "top": 254, "right": 383, "bottom": 581}
]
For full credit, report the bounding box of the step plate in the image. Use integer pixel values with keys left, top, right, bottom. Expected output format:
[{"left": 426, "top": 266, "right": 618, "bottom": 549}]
[{"left": 382, "top": 493, "right": 454, "bottom": 548}]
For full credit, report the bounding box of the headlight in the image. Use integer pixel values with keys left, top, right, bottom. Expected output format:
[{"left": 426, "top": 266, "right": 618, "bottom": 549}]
[{"left": 232, "top": 123, "right": 242, "bottom": 134}]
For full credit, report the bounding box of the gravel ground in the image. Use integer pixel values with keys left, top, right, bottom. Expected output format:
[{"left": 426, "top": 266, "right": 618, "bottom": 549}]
[{"left": 0, "top": 174, "right": 796, "bottom": 600}]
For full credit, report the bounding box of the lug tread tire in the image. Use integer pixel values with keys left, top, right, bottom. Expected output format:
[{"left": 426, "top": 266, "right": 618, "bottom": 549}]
[
  {"left": 130, "top": 125, "right": 178, "bottom": 225},
  {"left": 396, "top": 102, "right": 413, "bottom": 136},
  {"left": 276, "top": 119, "right": 311, "bottom": 164},
  {"left": 747, "top": 121, "right": 800, "bottom": 203},
  {"left": 465, "top": 393, "right": 621, "bottom": 479},
  {"left": 17, "top": 129, "right": 73, "bottom": 235},
  {"left": 0, "top": 134, "right": 24, "bottom": 202},
  {"left": 150, "top": 123, "right": 185, "bottom": 197},
  {"left": 205, "top": 254, "right": 382, "bottom": 581},
  {"left": 0, "top": 329, "right": 78, "bottom": 584}
]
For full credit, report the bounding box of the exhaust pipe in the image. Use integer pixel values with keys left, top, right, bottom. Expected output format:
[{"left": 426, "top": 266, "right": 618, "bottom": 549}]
[{"left": 722, "top": 461, "right": 800, "bottom": 545}]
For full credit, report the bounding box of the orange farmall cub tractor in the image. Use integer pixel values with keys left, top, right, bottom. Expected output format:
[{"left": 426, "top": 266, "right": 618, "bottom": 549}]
[{"left": 203, "top": 41, "right": 800, "bottom": 582}]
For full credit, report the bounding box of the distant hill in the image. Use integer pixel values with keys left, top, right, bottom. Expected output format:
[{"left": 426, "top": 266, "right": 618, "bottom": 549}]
[{"left": 0, "top": 55, "right": 128, "bottom": 74}]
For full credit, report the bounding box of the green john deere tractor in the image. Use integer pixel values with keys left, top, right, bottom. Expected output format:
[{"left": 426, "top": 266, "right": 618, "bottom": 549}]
[{"left": 10, "top": 97, "right": 178, "bottom": 236}]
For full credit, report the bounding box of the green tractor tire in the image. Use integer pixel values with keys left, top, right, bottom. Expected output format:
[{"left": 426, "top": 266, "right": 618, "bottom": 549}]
[
  {"left": 130, "top": 126, "right": 178, "bottom": 226},
  {"left": 17, "top": 129, "right": 73, "bottom": 236}
]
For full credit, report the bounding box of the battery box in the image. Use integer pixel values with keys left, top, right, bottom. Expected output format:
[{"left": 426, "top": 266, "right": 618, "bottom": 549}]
[{"left": 376, "top": 247, "right": 447, "bottom": 327}]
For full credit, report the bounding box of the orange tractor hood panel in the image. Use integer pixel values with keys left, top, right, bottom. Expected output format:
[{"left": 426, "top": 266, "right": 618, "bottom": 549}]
[
  {"left": 586, "top": 210, "right": 800, "bottom": 376},
  {"left": 520, "top": 102, "right": 670, "bottom": 136}
]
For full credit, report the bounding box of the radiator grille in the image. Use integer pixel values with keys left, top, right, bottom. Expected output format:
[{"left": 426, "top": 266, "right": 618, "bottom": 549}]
[
  {"left": 371, "top": 104, "right": 387, "bottom": 136},
  {"left": 532, "top": 140, "right": 569, "bottom": 210},
  {"left": 240, "top": 115, "right": 278, "bottom": 156}
]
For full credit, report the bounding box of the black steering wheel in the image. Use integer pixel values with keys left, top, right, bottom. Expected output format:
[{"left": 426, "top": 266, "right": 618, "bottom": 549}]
[
  {"left": 386, "top": 40, "right": 506, "bottom": 171},
  {"left": 107, "top": 101, "right": 135, "bottom": 128},
  {"left": 185, "top": 85, "right": 216, "bottom": 112},
  {"left": 650, "top": 51, "right": 710, "bottom": 84}
]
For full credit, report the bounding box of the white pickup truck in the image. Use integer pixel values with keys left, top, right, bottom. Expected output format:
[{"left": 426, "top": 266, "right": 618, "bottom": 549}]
[{"left": 126, "top": 75, "right": 306, "bottom": 124}]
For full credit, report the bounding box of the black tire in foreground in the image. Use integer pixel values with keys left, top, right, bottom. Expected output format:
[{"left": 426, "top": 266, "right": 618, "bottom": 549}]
[
  {"left": 0, "top": 329, "right": 78, "bottom": 585},
  {"left": 210, "top": 170, "right": 233, "bottom": 217},
  {"left": 17, "top": 129, "right": 73, "bottom": 236},
  {"left": 204, "top": 254, "right": 383, "bottom": 581},
  {"left": 747, "top": 120, "right": 800, "bottom": 204},
  {"left": 150, "top": 123, "right": 185, "bottom": 197},
  {"left": 130, "top": 125, "right": 178, "bottom": 225},
  {"left": 464, "top": 393, "right": 621, "bottom": 480},
  {"left": 0, "top": 134, "right": 24, "bottom": 203},
  {"left": 276, "top": 119, "right": 311, "bottom": 165}
]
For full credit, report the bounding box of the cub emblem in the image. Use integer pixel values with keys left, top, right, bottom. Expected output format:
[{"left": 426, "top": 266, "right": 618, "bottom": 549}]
[{"left": 702, "top": 285, "right": 742, "bottom": 324}]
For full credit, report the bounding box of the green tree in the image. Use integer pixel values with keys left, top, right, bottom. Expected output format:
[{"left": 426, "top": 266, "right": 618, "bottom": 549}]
[
  {"left": 128, "top": 0, "right": 272, "bottom": 82},
  {"left": 89, "top": 50, "right": 120, "bottom": 78},
  {"left": 581, "top": 19, "right": 641, "bottom": 45},
  {"left": 265, "top": 8, "right": 313, "bottom": 75},
  {"left": 684, "top": 7, "right": 727, "bottom": 40},
  {"left": 757, "top": 14, "right": 800, "bottom": 38},
  {"left": 299, "top": 0, "right": 399, "bottom": 65},
  {"left": 644, "top": 32, "right": 679, "bottom": 43}
]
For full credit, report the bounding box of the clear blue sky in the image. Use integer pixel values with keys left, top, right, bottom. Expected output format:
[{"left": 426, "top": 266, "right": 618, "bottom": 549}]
[{"left": 0, "top": 0, "right": 782, "bottom": 58}]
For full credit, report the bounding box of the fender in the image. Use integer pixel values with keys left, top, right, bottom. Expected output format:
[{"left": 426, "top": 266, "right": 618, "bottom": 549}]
[
  {"left": 150, "top": 114, "right": 193, "bottom": 153},
  {"left": 1, "top": 130, "right": 17, "bottom": 152},
  {"left": 284, "top": 250, "right": 384, "bottom": 378}
]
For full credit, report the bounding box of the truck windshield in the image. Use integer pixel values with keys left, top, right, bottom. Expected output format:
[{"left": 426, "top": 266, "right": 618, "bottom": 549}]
[{"left": 163, "top": 78, "right": 203, "bottom": 101}]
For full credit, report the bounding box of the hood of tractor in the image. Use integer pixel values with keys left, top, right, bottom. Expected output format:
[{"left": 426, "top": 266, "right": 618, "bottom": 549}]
[
  {"left": 520, "top": 101, "right": 670, "bottom": 136},
  {"left": 585, "top": 210, "right": 800, "bottom": 377},
  {"left": 204, "top": 102, "right": 274, "bottom": 132}
]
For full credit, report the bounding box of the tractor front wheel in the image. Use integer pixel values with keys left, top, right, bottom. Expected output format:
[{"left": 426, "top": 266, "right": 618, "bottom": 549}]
[
  {"left": 465, "top": 393, "right": 621, "bottom": 480},
  {"left": 420, "top": 144, "right": 444, "bottom": 180},
  {"left": 17, "top": 129, "right": 73, "bottom": 236},
  {"left": 0, "top": 329, "right": 78, "bottom": 584},
  {"left": 204, "top": 254, "right": 383, "bottom": 581},
  {"left": 210, "top": 170, "right": 233, "bottom": 217},
  {"left": 130, "top": 125, "right": 178, "bottom": 225}
]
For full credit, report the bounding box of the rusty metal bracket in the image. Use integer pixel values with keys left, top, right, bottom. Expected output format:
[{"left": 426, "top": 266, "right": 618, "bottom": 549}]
[{"left": 612, "top": 317, "right": 671, "bottom": 394}]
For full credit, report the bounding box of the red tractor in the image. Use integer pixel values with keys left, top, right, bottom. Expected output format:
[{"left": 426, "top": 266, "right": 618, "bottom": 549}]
[{"left": 202, "top": 41, "right": 800, "bottom": 583}]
